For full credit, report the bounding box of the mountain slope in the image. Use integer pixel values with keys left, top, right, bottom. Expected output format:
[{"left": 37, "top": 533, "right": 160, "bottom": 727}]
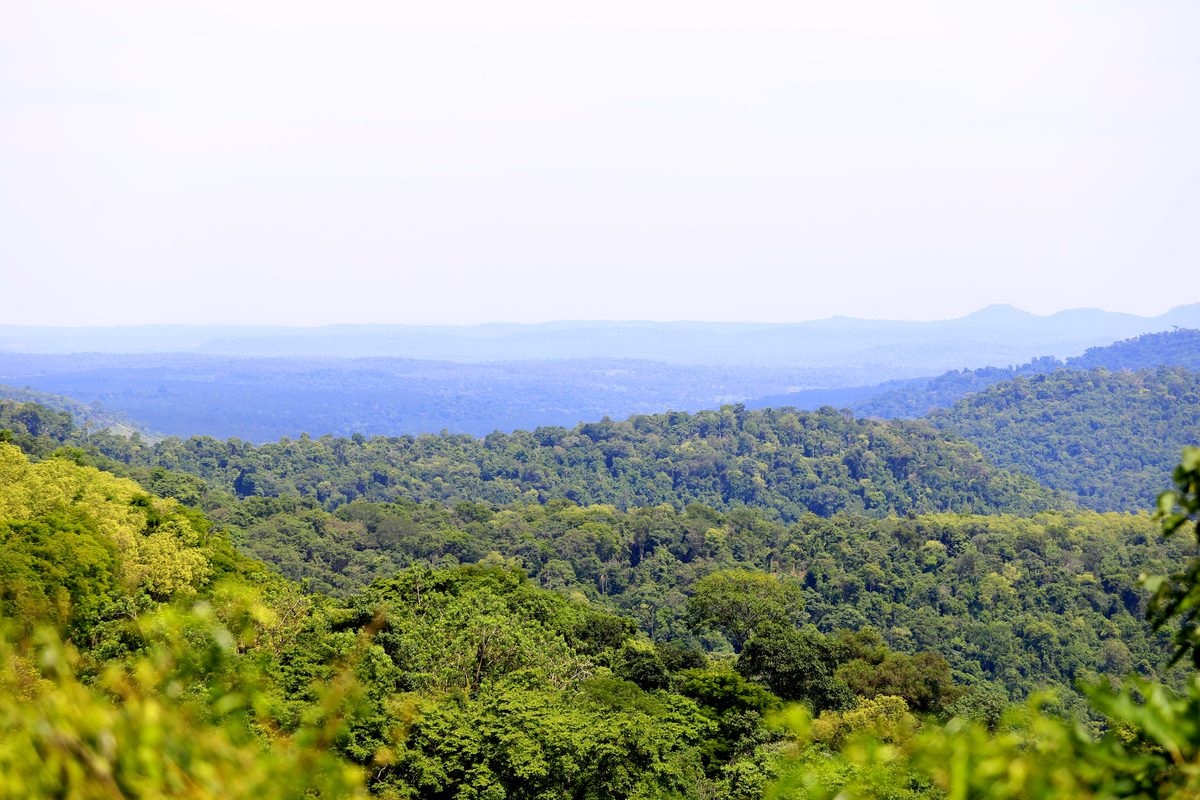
[
  {"left": 930, "top": 366, "right": 1200, "bottom": 511},
  {"left": 84, "top": 405, "right": 1063, "bottom": 521},
  {"left": 0, "top": 384, "right": 151, "bottom": 439},
  {"left": 750, "top": 328, "right": 1200, "bottom": 419}
]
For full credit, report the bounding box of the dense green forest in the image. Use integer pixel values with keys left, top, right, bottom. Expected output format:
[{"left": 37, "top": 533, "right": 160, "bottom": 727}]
[
  {"left": 11, "top": 331, "right": 1197, "bottom": 519},
  {"left": 0, "top": 440, "right": 977, "bottom": 798},
  {"left": 5, "top": 382, "right": 1200, "bottom": 797},
  {"left": 2, "top": 397, "right": 1177, "bottom": 700},
  {"left": 932, "top": 367, "right": 1200, "bottom": 512},
  {"left": 2, "top": 401, "right": 1061, "bottom": 520},
  {"left": 215, "top": 499, "right": 1191, "bottom": 703}
]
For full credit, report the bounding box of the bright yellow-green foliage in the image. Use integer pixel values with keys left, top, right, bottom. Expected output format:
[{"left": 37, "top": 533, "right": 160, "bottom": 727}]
[
  {"left": 772, "top": 683, "right": 1200, "bottom": 799},
  {"left": 0, "top": 443, "right": 210, "bottom": 623},
  {"left": 0, "top": 433, "right": 370, "bottom": 800},
  {"left": 0, "top": 616, "right": 367, "bottom": 800},
  {"left": 0, "top": 438, "right": 370, "bottom": 798},
  {"left": 770, "top": 696, "right": 1121, "bottom": 799},
  {"left": 810, "top": 695, "right": 916, "bottom": 750}
]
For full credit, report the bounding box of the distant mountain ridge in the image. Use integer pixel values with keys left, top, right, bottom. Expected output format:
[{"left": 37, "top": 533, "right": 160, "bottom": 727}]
[{"left": 3, "top": 304, "right": 1198, "bottom": 374}]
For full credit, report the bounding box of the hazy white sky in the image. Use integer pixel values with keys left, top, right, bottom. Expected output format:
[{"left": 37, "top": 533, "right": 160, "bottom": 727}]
[{"left": 2, "top": 0, "right": 1198, "bottom": 325}]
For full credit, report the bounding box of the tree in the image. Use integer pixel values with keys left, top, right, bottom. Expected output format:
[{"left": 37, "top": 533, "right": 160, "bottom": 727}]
[
  {"left": 686, "top": 570, "right": 804, "bottom": 652},
  {"left": 737, "top": 625, "right": 852, "bottom": 712}
]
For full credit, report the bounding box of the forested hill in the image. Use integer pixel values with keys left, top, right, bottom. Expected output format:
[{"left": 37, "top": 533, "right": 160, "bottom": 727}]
[
  {"left": 0, "top": 384, "right": 149, "bottom": 439},
  {"left": 1068, "top": 327, "right": 1200, "bottom": 370},
  {"left": 4, "top": 402, "right": 1061, "bottom": 520},
  {"left": 931, "top": 366, "right": 1200, "bottom": 511},
  {"left": 750, "top": 328, "right": 1200, "bottom": 419},
  {"left": 857, "top": 328, "right": 1200, "bottom": 419}
]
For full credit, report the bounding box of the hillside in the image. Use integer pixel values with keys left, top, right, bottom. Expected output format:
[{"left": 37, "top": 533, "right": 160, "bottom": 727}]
[
  {"left": 12, "top": 397, "right": 1171, "bottom": 704},
  {"left": 0, "top": 442, "right": 723, "bottom": 798},
  {"left": 0, "top": 439, "right": 1009, "bottom": 799},
  {"left": 210, "top": 490, "right": 1183, "bottom": 701},
  {"left": 859, "top": 328, "right": 1200, "bottom": 419},
  {"left": 0, "top": 385, "right": 150, "bottom": 439},
  {"left": 751, "top": 328, "right": 1200, "bottom": 419},
  {"left": 66, "top": 405, "right": 1063, "bottom": 521},
  {"left": 929, "top": 366, "right": 1200, "bottom": 512}
]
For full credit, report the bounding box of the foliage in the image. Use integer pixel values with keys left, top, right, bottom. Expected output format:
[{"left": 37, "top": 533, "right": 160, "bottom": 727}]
[
  {"left": 809, "top": 695, "right": 917, "bottom": 750},
  {"left": 60, "top": 404, "right": 1063, "bottom": 520},
  {"left": 0, "top": 449, "right": 760, "bottom": 799},
  {"left": 0, "top": 443, "right": 217, "bottom": 636},
  {"left": 1146, "top": 445, "right": 1200, "bottom": 667},
  {"left": 766, "top": 446, "right": 1200, "bottom": 799},
  {"left": 0, "top": 398, "right": 75, "bottom": 457},
  {"left": 390, "top": 678, "right": 713, "bottom": 800},
  {"left": 932, "top": 366, "right": 1200, "bottom": 511},
  {"left": 736, "top": 625, "right": 853, "bottom": 713},
  {"left": 832, "top": 629, "right": 962, "bottom": 714},
  {"left": 0, "top": 613, "right": 367, "bottom": 800},
  {"left": 215, "top": 494, "right": 1185, "bottom": 703},
  {"left": 687, "top": 570, "right": 806, "bottom": 652}
]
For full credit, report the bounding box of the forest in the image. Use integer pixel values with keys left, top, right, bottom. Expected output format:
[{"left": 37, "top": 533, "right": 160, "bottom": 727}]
[
  {"left": 3, "top": 338, "right": 1200, "bottom": 797},
  {"left": 4, "top": 326, "right": 1199, "bottom": 443},
  {"left": 755, "top": 328, "right": 1200, "bottom": 420}
]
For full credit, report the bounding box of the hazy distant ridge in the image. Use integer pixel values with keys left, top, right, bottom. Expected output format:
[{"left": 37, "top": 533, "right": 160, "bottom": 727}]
[
  {"left": 3, "top": 304, "right": 1198, "bottom": 371},
  {"left": 3, "top": 308, "right": 1199, "bottom": 443}
]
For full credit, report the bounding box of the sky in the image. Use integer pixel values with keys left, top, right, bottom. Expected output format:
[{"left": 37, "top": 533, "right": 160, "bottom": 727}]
[{"left": 2, "top": 0, "right": 1198, "bottom": 326}]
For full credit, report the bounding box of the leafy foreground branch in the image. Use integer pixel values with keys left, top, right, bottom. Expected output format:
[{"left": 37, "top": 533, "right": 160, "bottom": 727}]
[{"left": 0, "top": 608, "right": 368, "bottom": 800}]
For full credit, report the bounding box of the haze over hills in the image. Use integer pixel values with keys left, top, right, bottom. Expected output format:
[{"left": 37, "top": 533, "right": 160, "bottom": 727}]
[
  {"left": 0, "top": 355, "right": 831, "bottom": 441},
  {"left": 4, "top": 323, "right": 1200, "bottom": 443},
  {"left": 3, "top": 303, "right": 1198, "bottom": 371}
]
